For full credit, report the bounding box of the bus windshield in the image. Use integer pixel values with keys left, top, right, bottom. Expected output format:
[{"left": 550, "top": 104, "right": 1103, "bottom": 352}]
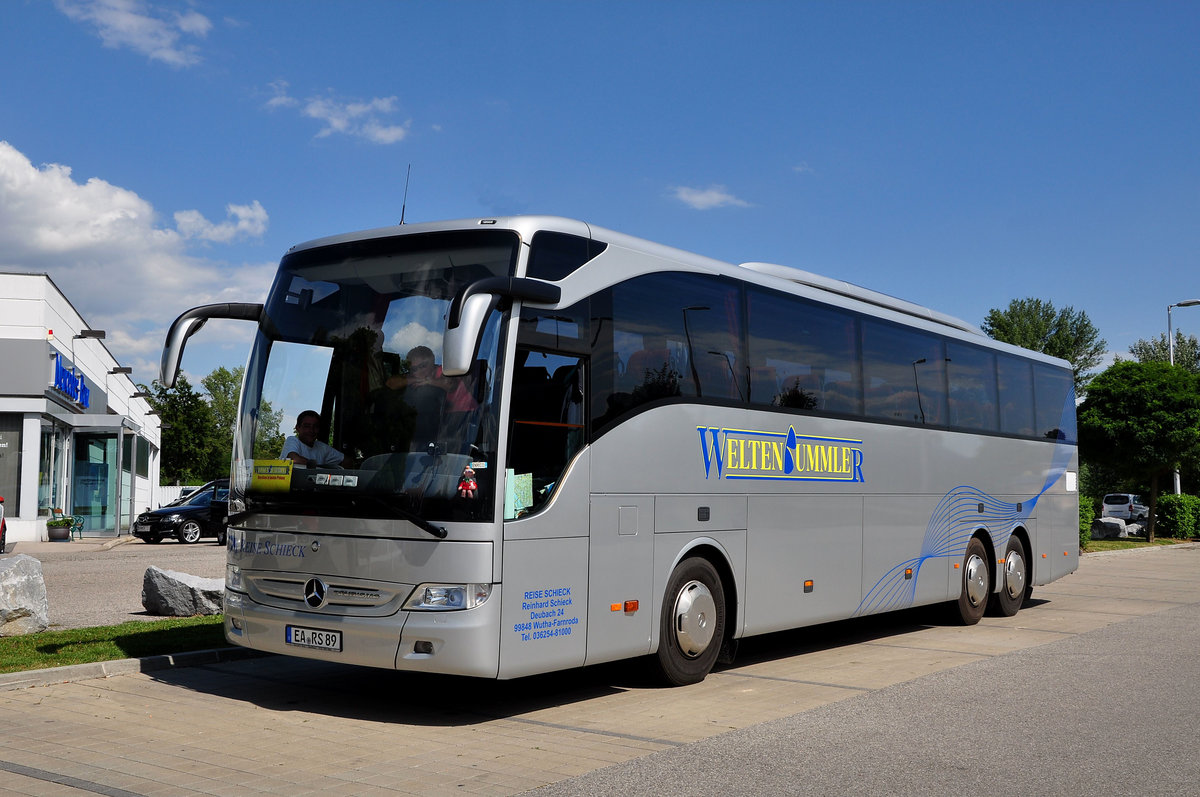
[{"left": 231, "top": 229, "right": 518, "bottom": 525}]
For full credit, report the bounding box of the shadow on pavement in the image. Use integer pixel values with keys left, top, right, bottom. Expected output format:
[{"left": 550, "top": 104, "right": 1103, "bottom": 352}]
[{"left": 145, "top": 601, "right": 983, "bottom": 727}]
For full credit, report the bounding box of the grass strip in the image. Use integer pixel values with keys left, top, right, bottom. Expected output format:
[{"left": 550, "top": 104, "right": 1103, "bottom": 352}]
[
  {"left": 1085, "top": 538, "right": 1189, "bottom": 553},
  {"left": 0, "top": 616, "right": 228, "bottom": 674}
]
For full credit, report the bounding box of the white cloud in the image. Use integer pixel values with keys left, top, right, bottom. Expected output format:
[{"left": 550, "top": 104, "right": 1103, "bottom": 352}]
[
  {"left": 175, "top": 10, "right": 212, "bottom": 36},
  {"left": 265, "top": 80, "right": 299, "bottom": 110},
  {"left": 55, "top": 0, "right": 212, "bottom": 68},
  {"left": 387, "top": 322, "right": 443, "bottom": 361},
  {"left": 793, "top": 162, "right": 814, "bottom": 175},
  {"left": 670, "top": 185, "right": 752, "bottom": 211},
  {"left": 0, "top": 140, "right": 271, "bottom": 382},
  {"left": 266, "top": 84, "right": 412, "bottom": 144},
  {"left": 175, "top": 200, "right": 268, "bottom": 243}
]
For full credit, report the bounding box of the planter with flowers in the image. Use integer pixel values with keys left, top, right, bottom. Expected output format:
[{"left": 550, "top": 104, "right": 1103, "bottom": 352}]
[{"left": 46, "top": 511, "right": 74, "bottom": 541}]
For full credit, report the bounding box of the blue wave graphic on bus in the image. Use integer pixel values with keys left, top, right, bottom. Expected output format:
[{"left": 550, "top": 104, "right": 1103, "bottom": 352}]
[
  {"left": 854, "top": 486, "right": 1029, "bottom": 616},
  {"left": 855, "top": 398, "right": 1076, "bottom": 617}
]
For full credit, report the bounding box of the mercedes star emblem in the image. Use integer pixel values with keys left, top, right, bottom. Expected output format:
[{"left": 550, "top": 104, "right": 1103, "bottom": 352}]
[{"left": 303, "top": 578, "right": 327, "bottom": 608}]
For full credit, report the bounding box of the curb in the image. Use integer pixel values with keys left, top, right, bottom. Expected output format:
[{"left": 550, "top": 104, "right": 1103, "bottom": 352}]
[
  {"left": 6, "top": 534, "right": 140, "bottom": 555},
  {"left": 0, "top": 646, "right": 270, "bottom": 692}
]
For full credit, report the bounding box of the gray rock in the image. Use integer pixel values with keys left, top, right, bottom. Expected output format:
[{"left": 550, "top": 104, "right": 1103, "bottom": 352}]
[
  {"left": 1092, "top": 517, "right": 1125, "bottom": 539},
  {"left": 141, "top": 566, "right": 224, "bottom": 616},
  {"left": 1092, "top": 517, "right": 1147, "bottom": 539},
  {"left": 0, "top": 555, "right": 50, "bottom": 635}
]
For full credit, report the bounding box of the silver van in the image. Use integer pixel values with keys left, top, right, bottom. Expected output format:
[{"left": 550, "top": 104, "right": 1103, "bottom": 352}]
[{"left": 1101, "top": 493, "right": 1148, "bottom": 521}]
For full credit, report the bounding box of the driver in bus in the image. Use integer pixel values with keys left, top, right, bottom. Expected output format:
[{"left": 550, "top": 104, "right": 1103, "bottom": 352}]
[{"left": 281, "top": 410, "right": 345, "bottom": 468}]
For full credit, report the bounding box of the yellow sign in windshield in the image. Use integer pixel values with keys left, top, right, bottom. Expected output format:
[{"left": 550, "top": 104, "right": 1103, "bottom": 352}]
[{"left": 251, "top": 459, "right": 293, "bottom": 492}]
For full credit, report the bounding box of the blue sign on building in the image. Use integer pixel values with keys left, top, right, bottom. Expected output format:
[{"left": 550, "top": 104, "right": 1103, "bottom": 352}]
[{"left": 53, "top": 353, "right": 90, "bottom": 408}]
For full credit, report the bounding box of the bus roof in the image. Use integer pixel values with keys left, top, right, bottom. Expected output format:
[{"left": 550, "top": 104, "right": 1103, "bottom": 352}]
[
  {"left": 282, "top": 215, "right": 1069, "bottom": 370},
  {"left": 737, "top": 262, "right": 984, "bottom": 336}
]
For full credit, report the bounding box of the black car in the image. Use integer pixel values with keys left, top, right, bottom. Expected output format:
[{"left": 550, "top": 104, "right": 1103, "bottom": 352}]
[{"left": 133, "top": 479, "right": 229, "bottom": 544}]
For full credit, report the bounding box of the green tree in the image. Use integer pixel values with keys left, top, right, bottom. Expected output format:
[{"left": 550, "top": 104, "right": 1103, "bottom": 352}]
[
  {"left": 982, "top": 298, "right": 1106, "bottom": 392},
  {"left": 1128, "top": 331, "right": 1200, "bottom": 373},
  {"left": 200, "top": 366, "right": 287, "bottom": 469},
  {"left": 1126, "top": 334, "right": 1200, "bottom": 492},
  {"left": 201, "top": 367, "right": 241, "bottom": 444},
  {"left": 1077, "top": 361, "right": 1200, "bottom": 540},
  {"left": 253, "top": 403, "right": 287, "bottom": 461},
  {"left": 144, "top": 375, "right": 220, "bottom": 485}
]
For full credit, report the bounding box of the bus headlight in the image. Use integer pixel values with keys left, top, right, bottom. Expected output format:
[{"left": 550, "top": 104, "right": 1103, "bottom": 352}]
[
  {"left": 403, "top": 583, "right": 492, "bottom": 611},
  {"left": 226, "top": 564, "right": 244, "bottom": 592}
]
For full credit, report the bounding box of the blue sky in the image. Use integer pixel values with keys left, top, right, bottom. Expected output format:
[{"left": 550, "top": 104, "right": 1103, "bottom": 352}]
[{"left": 1, "top": 1, "right": 1197, "bottom": 389}]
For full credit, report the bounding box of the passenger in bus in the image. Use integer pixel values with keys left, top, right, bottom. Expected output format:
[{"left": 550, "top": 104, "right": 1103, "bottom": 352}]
[
  {"left": 376, "top": 346, "right": 447, "bottom": 450},
  {"left": 444, "top": 366, "right": 479, "bottom": 413},
  {"left": 282, "top": 410, "right": 345, "bottom": 468}
]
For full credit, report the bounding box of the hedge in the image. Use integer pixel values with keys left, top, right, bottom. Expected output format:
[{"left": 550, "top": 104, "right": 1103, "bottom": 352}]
[
  {"left": 1079, "top": 499, "right": 1095, "bottom": 549},
  {"left": 1154, "top": 493, "right": 1200, "bottom": 540}
]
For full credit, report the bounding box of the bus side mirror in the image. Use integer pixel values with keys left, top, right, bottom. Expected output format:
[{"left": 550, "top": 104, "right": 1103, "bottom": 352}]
[
  {"left": 443, "top": 292, "right": 500, "bottom": 376},
  {"left": 442, "top": 277, "right": 561, "bottom": 376},
  {"left": 160, "top": 303, "right": 264, "bottom": 388}
]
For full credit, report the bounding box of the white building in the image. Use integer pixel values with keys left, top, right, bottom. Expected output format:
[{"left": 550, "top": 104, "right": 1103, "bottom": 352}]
[{"left": 0, "top": 273, "right": 160, "bottom": 543}]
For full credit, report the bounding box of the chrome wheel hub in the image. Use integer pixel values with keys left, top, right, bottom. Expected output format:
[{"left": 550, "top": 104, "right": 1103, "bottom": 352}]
[
  {"left": 965, "top": 553, "right": 988, "bottom": 608},
  {"left": 672, "top": 579, "right": 717, "bottom": 658},
  {"left": 1004, "top": 550, "right": 1026, "bottom": 600}
]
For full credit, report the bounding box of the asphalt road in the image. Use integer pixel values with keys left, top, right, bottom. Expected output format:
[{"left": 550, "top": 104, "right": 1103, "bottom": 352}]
[
  {"left": 8, "top": 537, "right": 226, "bottom": 629},
  {"left": 534, "top": 599, "right": 1200, "bottom": 797}
]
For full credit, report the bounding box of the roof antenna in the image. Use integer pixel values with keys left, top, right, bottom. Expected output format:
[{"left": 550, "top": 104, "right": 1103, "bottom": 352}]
[{"left": 399, "top": 164, "right": 412, "bottom": 225}]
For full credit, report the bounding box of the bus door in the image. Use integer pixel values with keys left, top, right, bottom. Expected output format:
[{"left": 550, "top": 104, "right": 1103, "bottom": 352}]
[{"left": 498, "top": 350, "right": 591, "bottom": 678}]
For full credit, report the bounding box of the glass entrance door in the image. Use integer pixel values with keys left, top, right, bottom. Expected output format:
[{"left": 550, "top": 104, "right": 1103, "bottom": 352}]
[{"left": 73, "top": 432, "right": 117, "bottom": 536}]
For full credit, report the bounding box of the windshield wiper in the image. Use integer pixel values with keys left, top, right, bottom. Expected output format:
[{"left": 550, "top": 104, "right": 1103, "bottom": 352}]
[{"left": 363, "top": 496, "right": 448, "bottom": 539}]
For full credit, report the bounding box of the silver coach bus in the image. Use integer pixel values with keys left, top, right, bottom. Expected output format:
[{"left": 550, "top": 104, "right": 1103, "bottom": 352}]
[{"left": 160, "top": 216, "right": 1078, "bottom": 685}]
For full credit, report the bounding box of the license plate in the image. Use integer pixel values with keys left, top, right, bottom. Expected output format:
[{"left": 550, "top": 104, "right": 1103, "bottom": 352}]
[{"left": 285, "top": 625, "right": 342, "bottom": 652}]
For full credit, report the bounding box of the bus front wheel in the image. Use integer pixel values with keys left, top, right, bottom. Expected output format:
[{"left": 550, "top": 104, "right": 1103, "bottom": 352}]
[
  {"left": 955, "top": 537, "right": 990, "bottom": 625},
  {"left": 655, "top": 557, "right": 725, "bottom": 686}
]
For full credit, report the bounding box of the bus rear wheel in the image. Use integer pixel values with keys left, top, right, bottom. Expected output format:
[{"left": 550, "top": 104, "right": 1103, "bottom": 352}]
[
  {"left": 955, "top": 536, "right": 990, "bottom": 625},
  {"left": 993, "top": 536, "right": 1027, "bottom": 617},
  {"left": 655, "top": 557, "right": 725, "bottom": 686}
]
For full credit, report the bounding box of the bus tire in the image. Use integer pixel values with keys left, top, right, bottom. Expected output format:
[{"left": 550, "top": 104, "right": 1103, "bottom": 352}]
[
  {"left": 994, "top": 535, "right": 1027, "bottom": 617},
  {"left": 955, "top": 536, "right": 990, "bottom": 625},
  {"left": 655, "top": 557, "right": 725, "bottom": 686}
]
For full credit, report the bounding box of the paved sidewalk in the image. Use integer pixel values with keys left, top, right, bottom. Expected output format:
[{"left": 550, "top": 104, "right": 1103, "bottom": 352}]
[
  {"left": 7, "top": 535, "right": 139, "bottom": 556},
  {"left": 0, "top": 545, "right": 1197, "bottom": 796}
]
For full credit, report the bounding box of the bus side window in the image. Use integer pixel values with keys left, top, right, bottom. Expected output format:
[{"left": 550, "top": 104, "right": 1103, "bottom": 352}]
[
  {"left": 946, "top": 342, "right": 999, "bottom": 432},
  {"left": 863, "top": 321, "right": 948, "bottom": 426},
  {"left": 607, "top": 273, "right": 744, "bottom": 407},
  {"left": 506, "top": 351, "right": 586, "bottom": 518},
  {"left": 1033, "top": 363, "right": 1075, "bottom": 441},
  {"left": 997, "top": 355, "right": 1035, "bottom": 437},
  {"left": 747, "top": 288, "right": 861, "bottom": 415}
]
